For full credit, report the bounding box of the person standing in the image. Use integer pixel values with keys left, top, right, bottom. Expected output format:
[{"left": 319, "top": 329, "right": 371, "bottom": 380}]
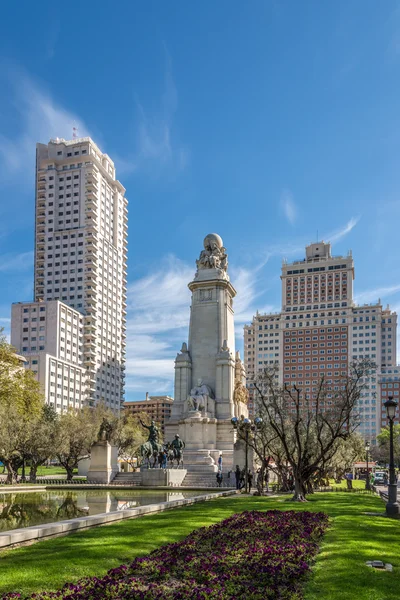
[
  {"left": 248, "top": 470, "right": 253, "bottom": 494},
  {"left": 235, "top": 465, "right": 241, "bottom": 490},
  {"left": 218, "top": 453, "right": 223, "bottom": 471}
]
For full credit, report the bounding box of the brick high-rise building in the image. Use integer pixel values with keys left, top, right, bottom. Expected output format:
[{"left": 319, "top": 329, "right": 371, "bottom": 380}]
[
  {"left": 11, "top": 137, "right": 128, "bottom": 413},
  {"left": 123, "top": 395, "right": 174, "bottom": 435},
  {"left": 244, "top": 242, "right": 397, "bottom": 441}
]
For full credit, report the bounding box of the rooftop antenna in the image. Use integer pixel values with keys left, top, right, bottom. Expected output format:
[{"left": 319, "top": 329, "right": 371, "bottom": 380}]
[
  {"left": 72, "top": 123, "right": 78, "bottom": 140},
  {"left": 316, "top": 229, "right": 319, "bottom": 242}
]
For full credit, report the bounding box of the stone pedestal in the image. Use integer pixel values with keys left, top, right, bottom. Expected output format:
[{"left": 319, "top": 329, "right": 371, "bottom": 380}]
[
  {"left": 141, "top": 469, "right": 187, "bottom": 487},
  {"left": 87, "top": 441, "right": 119, "bottom": 484},
  {"left": 78, "top": 457, "right": 91, "bottom": 477}
]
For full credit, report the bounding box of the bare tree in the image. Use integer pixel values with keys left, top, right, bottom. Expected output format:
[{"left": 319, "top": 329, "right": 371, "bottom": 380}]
[{"left": 251, "top": 359, "right": 374, "bottom": 501}]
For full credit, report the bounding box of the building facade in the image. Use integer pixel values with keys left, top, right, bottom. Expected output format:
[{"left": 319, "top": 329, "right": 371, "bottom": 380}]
[
  {"left": 123, "top": 395, "right": 174, "bottom": 435},
  {"left": 11, "top": 137, "right": 128, "bottom": 412},
  {"left": 244, "top": 241, "right": 397, "bottom": 441},
  {"left": 379, "top": 366, "right": 400, "bottom": 427}
]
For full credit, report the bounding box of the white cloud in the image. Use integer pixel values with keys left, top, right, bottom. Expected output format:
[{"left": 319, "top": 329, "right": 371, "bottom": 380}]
[
  {"left": 326, "top": 216, "right": 360, "bottom": 244},
  {"left": 355, "top": 284, "right": 400, "bottom": 305},
  {"left": 280, "top": 189, "right": 297, "bottom": 225},
  {"left": 0, "top": 72, "right": 90, "bottom": 184},
  {"left": 0, "top": 251, "right": 33, "bottom": 272}
]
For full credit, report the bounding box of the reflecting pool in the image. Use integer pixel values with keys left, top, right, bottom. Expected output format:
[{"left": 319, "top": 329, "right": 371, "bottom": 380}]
[{"left": 0, "top": 490, "right": 201, "bottom": 531}]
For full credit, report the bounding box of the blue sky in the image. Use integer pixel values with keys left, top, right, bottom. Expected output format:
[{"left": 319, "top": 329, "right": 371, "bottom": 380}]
[{"left": 1, "top": 1, "right": 400, "bottom": 400}]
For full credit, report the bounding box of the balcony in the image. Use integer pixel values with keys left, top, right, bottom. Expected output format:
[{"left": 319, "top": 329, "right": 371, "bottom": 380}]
[{"left": 84, "top": 355, "right": 96, "bottom": 367}]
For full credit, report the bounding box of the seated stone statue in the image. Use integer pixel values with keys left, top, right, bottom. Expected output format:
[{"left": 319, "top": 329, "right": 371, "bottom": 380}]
[{"left": 187, "top": 378, "right": 214, "bottom": 413}]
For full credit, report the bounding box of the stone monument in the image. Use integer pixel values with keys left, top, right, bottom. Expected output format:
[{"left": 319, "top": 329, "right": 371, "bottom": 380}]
[
  {"left": 164, "top": 233, "right": 248, "bottom": 472},
  {"left": 87, "top": 417, "right": 119, "bottom": 484}
]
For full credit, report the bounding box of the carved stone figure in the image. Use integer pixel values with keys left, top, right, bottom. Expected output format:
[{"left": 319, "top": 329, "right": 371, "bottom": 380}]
[
  {"left": 233, "top": 380, "right": 249, "bottom": 405},
  {"left": 188, "top": 378, "right": 214, "bottom": 412},
  {"left": 98, "top": 417, "right": 113, "bottom": 442},
  {"left": 196, "top": 234, "right": 228, "bottom": 272}
]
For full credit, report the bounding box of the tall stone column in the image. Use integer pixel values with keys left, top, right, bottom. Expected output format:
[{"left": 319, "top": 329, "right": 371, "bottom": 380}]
[{"left": 164, "top": 233, "right": 248, "bottom": 472}]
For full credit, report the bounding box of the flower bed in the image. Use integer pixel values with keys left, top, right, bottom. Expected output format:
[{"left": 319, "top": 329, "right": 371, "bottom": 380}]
[{"left": 4, "top": 510, "right": 328, "bottom": 600}]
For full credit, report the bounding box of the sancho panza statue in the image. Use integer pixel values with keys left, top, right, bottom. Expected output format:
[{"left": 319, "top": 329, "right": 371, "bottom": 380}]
[{"left": 187, "top": 378, "right": 214, "bottom": 413}]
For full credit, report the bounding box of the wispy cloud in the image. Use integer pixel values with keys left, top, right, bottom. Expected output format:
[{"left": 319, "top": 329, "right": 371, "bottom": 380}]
[
  {"left": 0, "top": 71, "right": 90, "bottom": 185},
  {"left": 0, "top": 251, "right": 33, "bottom": 272},
  {"left": 125, "top": 256, "right": 193, "bottom": 394},
  {"left": 261, "top": 216, "right": 359, "bottom": 265},
  {"left": 115, "top": 51, "right": 189, "bottom": 176},
  {"left": 326, "top": 216, "right": 360, "bottom": 244},
  {"left": 280, "top": 189, "right": 297, "bottom": 225},
  {"left": 355, "top": 284, "right": 400, "bottom": 305}
]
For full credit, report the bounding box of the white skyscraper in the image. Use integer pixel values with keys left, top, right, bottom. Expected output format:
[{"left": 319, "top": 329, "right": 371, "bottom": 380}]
[{"left": 11, "top": 137, "right": 128, "bottom": 412}]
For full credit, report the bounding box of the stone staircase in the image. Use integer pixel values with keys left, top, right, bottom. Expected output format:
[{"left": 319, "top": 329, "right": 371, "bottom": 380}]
[
  {"left": 181, "top": 471, "right": 235, "bottom": 489},
  {"left": 110, "top": 472, "right": 141, "bottom": 486},
  {"left": 109, "top": 470, "right": 235, "bottom": 489}
]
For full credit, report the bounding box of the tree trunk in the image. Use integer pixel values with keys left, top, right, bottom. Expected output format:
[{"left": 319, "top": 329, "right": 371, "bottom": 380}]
[
  {"left": 65, "top": 465, "right": 74, "bottom": 481},
  {"left": 4, "top": 461, "right": 18, "bottom": 485},
  {"left": 305, "top": 479, "right": 314, "bottom": 495},
  {"left": 291, "top": 476, "right": 307, "bottom": 502},
  {"left": 30, "top": 463, "right": 38, "bottom": 483}
]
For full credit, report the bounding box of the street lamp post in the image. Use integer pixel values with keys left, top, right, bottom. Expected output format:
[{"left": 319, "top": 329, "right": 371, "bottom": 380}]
[
  {"left": 231, "top": 416, "right": 263, "bottom": 493},
  {"left": 365, "top": 441, "right": 371, "bottom": 491},
  {"left": 384, "top": 397, "right": 399, "bottom": 517}
]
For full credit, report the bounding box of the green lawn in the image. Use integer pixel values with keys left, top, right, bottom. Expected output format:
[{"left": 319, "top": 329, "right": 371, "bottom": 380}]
[
  {"left": 15, "top": 466, "right": 78, "bottom": 477},
  {"left": 0, "top": 492, "right": 398, "bottom": 599},
  {"left": 329, "top": 478, "right": 366, "bottom": 490}
]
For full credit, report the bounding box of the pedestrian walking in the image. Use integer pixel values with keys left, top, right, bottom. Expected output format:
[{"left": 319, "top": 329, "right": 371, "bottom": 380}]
[
  {"left": 216, "top": 471, "right": 223, "bottom": 487},
  {"left": 248, "top": 470, "right": 253, "bottom": 493},
  {"left": 235, "top": 465, "right": 241, "bottom": 490}
]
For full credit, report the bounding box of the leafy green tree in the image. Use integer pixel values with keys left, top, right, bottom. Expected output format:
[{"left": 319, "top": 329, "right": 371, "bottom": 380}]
[
  {"left": 324, "top": 433, "right": 365, "bottom": 482},
  {"left": 55, "top": 408, "right": 99, "bottom": 480},
  {"left": 0, "top": 331, "right": 44, "bottom": 483},
  {"left": 25, "top": 405, "right": 59, "bottom": 482},
  {"left": 375, "top": 425, "right": 400, "bottom": 466},
  {"left": 116, "top": 412, "right": 149, "bottom": 468}
]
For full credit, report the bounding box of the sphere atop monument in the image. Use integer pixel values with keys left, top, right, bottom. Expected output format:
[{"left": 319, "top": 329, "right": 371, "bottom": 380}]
[
  {"left": 195, "top": 233, "right": 228, "bottom": 280},
  {"left": 204, "top": 233, "right": 223, "bottom": 250}
]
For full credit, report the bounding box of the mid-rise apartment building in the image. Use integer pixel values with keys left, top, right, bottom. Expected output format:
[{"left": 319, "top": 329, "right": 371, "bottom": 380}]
[
  {"left": 123, "top": 395, "right": 174, "bottom": 435},
  {"left": 11, "top": 137, "right": 128, "bottom": 412},
  {"left": 244, "top": 241, "right": 397, "bottom": 441},
  {"left": 11, "top": 300, "right": 86, "bottom": 411},
  {"left": 379, "top": 366, "right": 400, "bottom": 427}
]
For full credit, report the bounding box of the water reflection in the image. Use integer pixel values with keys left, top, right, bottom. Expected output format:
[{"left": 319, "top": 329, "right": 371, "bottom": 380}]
[{"left": 0, "top": 490, "right": 192, "bottom": 532}]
